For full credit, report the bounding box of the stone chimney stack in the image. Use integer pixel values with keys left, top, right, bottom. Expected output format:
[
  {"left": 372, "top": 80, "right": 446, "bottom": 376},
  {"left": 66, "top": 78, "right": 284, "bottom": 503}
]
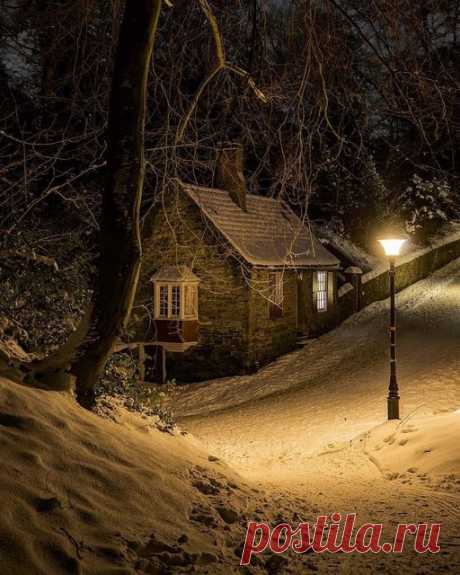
[{"left": 215, "top": 143, "right": 247, "bottom": 211}]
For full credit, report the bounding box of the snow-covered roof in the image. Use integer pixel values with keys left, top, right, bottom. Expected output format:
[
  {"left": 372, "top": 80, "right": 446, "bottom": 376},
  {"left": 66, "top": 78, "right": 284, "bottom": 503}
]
[
  {"left": 180, "top": 183, "right": 340, "bottom": 269},
  {"left": 150, "top": 265, "right": 200, "bottom": 283}
]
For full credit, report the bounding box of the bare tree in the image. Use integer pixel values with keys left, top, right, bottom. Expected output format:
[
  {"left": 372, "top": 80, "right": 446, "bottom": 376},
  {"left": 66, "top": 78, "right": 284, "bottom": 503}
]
[
  {"left": 69, "top": 0, "right": 162, "bottom": 407},
  {"left": 21, "top": 0, "right": 162, "bottom": 407}
]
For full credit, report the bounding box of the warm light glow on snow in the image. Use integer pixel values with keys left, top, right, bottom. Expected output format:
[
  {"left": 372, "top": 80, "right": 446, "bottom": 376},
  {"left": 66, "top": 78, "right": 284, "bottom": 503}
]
[{"left": 378, "top": 239, "right": 407, "bottom": 256}]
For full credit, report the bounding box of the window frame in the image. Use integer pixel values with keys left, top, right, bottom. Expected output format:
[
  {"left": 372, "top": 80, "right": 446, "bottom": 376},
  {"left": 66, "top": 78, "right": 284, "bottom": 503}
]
[
  {"left": 316, "top": 271, "right": 328, "bottom": 313},
  {"left": 154, "top": 282, "right": 198, "bottom": 320},
  {"left": 158, "top": 285, "right": 169, "bottom": 318}
]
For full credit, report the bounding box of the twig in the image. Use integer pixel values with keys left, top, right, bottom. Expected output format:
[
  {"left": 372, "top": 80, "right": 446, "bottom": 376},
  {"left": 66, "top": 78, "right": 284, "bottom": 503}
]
[
  {"left": 0, "top": 249, "right": 59, "bottom": 270},
  {"left": 396, "top": 404, "right": 427, "bottom": 430},
  {"left": 59, "top": 527, "right": 83, "bottom": 560}
]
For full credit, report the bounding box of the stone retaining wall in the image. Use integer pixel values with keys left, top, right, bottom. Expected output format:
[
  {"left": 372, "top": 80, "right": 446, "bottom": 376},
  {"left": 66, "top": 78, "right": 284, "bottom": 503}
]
[{"left": 335, "top": 233, "right": 460, "bottom": 328}]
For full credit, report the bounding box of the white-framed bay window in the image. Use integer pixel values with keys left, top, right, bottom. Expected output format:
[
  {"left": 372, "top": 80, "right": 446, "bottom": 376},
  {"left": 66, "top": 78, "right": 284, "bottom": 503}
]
[
  {"left": 155, "top": 282, "right": 198, "bottom": 320},
  {"left": 151, "top": 266, "right": 200, "bottom": 321}
]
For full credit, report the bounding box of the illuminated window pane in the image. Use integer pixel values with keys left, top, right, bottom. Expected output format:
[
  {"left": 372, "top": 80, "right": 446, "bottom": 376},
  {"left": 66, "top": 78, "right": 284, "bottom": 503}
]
[
  {"left": 171, "top": 285, "right": 181, "bottom": 317},
  {"left": 159, "top": 285, "right": 168, "bottom": 317},
  {"left": 316, "top": 271, "right": 328, "bottom": 312}
]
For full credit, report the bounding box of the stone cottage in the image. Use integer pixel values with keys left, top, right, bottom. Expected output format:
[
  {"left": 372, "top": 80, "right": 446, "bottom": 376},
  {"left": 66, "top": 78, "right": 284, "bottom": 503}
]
[{"left": 132, "top": 151, "right": 340, "bottom": 383}]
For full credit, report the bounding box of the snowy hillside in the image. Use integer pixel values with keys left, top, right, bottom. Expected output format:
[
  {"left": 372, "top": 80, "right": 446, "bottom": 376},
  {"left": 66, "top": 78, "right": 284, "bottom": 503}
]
[
  {"left": 0, "top": 377, "right": 300, "bottom": 575},
  {"left": 366, "top": 414, "right": 460, "bottom": 488}
]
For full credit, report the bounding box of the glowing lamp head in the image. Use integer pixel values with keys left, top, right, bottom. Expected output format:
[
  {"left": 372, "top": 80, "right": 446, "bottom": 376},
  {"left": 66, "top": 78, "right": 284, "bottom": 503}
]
[{"left": 378, "top": 238, "right": 407, "bottom": 257}]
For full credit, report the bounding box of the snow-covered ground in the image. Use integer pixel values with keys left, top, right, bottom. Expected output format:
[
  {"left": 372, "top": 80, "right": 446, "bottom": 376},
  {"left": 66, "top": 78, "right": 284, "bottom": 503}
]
[
  {"left": 0, "top": 378, "right": 295, "bottom": 575},
  {"left": 172, "top": 257, "right": 460, "bottom": 572},
  {"left": 1, "top": 258, "right": 459, "bottom": 574}
]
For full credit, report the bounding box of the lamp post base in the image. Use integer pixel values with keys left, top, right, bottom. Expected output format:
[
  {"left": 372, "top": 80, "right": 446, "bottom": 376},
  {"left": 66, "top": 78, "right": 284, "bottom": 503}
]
[{"left": 388, "top": 397, "right": 400, "bottom": 420}]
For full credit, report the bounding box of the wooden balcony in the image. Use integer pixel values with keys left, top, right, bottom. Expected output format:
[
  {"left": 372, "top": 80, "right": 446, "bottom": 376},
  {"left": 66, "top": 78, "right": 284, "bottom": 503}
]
[{"left": 154, "top": 319, "right": 199, "bottom": 352}]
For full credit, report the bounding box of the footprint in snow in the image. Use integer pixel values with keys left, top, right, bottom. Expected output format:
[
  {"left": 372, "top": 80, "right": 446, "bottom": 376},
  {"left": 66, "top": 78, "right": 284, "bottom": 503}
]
[
  {"left": 383, "top": 435, "right": 396, "bottom": 444},
  {"left": 401, "top": 427, "right": 419, "bottom": 434}
]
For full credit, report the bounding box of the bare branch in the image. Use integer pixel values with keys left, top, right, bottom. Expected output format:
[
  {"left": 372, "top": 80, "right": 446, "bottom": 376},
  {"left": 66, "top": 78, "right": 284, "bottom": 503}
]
[{"left": 176, "top": 0, "right": 267, "bottom": 142}]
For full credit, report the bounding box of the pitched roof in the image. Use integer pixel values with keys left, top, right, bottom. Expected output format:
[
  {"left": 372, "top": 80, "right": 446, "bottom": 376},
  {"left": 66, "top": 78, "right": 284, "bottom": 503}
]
[
  {"left": 150, "top": 265, "right": 200, "bottom": 282},
  {"left": 180, "top": 183, "right": 340, "bottom": 269}
]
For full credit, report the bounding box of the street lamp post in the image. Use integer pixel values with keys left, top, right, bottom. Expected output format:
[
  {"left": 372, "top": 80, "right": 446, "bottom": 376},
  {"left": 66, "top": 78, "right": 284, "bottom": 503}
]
[
  {"left": 387, "top": 255, "right": 398, "bottom": 420},
  {"left": 378, "top": 237, "right": 407, "bottom": 420}
]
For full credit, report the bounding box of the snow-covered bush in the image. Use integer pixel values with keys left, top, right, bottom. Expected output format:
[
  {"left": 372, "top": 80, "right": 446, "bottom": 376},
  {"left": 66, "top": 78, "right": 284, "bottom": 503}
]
[
  {"left": 400, "top": 175, "right": 456, "bottom": 241},
  {"left": 0, "top": 222, "right": 93, "bottom": 355}
]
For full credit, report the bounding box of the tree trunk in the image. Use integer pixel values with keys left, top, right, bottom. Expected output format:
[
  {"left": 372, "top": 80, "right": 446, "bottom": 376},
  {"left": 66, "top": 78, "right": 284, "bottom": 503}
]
[
  {"left": 71, "top": 0, "right": 162, "bottom": 407},
  {"left": 18, "top": 2, "right": 163, "bottom": 403}
]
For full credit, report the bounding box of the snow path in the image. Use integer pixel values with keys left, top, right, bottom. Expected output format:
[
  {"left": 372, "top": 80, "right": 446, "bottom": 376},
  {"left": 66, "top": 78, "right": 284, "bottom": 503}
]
[
  {"left": 174, "top": 257, "right": 460, "bottom": 481},
  {"left": 171, "top": 259, "right": 460, "bottom": 572}
]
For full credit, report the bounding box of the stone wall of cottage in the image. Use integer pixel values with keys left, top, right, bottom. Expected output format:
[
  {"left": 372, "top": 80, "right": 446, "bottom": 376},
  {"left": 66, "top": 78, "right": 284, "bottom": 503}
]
[
  {"left": 133, "top": 188, "right": 251, "bottom": 382},
  {"left": 246, "top": 269, "right": 298, "bottom": 368}
]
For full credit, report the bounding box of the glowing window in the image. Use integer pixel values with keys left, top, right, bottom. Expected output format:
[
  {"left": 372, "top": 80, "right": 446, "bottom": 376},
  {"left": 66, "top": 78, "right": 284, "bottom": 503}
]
[
  {"left": 159, "top": 285, "right": 169, "bottom": 318},
  {"left": 171, "top": 286, "right": 181, "bottom": 318},
  {"left": 155, "top": 283, "right": 198, "bottom": 320},
  {"left": 316, "top": 271, "right": 328, "bottom": 312}
]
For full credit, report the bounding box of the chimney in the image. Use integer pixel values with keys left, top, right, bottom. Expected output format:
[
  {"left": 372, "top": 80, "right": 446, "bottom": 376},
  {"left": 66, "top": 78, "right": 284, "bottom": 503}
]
[{"left": 215, "top": 143, "right": 247, "bottom": 211}]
